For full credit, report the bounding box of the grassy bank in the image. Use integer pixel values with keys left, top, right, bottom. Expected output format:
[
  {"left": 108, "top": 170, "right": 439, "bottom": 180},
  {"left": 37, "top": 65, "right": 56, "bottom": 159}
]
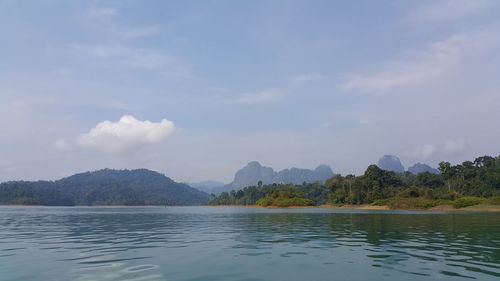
[
  {"left": 208, "top": 203, "right": 500, "bottom": 212},
  {"left": 256, "top": 197, "right": 313, "bottom": 207},
  {"left": 212, "top": 195, "right": 500, "bottom": 211},
  {"left": 371, "top": 196, "right": 500, "bottom": 210},
  {"left": 237, "top": 195, "right": 500, "bottom": 210}
]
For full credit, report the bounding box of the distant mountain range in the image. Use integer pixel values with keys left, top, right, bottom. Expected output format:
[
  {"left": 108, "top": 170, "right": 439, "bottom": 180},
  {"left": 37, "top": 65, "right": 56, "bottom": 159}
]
[
  {"left": 187, "top": 181, "right": 226, "bottom": 193},
  {"left": 0, "top": 169, "right": 209, "bottom": 206},
  {"left": 0, "top": 157, "right": 441, "bottom": 206},
  {"left": 192, "top": 157, "right": 440, "bottom": 195},
  {"left": 208, "top": 161, "right": 334, "bottom": 194},
  {"left": 377, "top": 155, "right": 439, "bottom": 175},
  {"left": 407, "top": 163, "right": 439, "bottom": 174}
]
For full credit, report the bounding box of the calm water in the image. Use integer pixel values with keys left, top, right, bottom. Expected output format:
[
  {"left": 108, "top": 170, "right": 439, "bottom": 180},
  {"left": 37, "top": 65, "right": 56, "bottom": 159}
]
[{"left": 0, "top": 207, "right": 499, "bottom": 281}]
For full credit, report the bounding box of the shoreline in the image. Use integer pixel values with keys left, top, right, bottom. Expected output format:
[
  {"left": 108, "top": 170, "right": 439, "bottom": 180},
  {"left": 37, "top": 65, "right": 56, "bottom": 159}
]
[
  {"left": 206, "top": 204, "right": 500, "bottom": 212},
  {"left": 1, "top": 204, "right": 499, "bottom": 212}
]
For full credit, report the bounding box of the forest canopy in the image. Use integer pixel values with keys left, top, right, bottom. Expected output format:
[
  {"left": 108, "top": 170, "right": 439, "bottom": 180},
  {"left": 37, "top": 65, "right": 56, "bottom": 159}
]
[
  {"left": 0, "top": 169, "right": 209, "bottom": 206},
  {"left": 210, "top": 155, "right": 500, "bottom": 208}
]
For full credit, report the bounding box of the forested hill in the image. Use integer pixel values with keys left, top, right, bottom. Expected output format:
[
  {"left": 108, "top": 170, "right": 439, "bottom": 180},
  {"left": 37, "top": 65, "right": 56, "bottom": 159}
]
[{"left": 0, "top": 169, "right": 210, "bottom": 206}]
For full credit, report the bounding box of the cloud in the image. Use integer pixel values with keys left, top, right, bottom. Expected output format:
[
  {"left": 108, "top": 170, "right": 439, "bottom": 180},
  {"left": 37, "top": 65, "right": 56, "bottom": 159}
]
[
  {"left": 78, "top": 115, "right": 175, "bottom": 153},
  {"left": 227, "top": 73, "right": 322, "bottom": 105},
  {"left": 85, "top": 6, "right": 159, "bottom": 39},
  {"left": 71, "top": 44, "right": 192, "bottom": 76},
  {"left": 403, "top": 139, "right": 467, "bottom": 160},
  {"left": 403, "top": 144, "right": 438, "bottom": 160},
  {"left": 342, "top": 34, "right": 465, "bottom": 94},
  {"left": 291, "top": 72, "right": 323, "bottom": 85},
  {"left": 54, "top": 138, "right": 71, "bottom": 151},
  {"left": 412, "top": 0, "right": 491, "bottom": 23},
  {"left": 88, "top": 7, "right": 118, "bottom": 18},
  {"left": 230, "top": 88, "right": 284, "bottom": 104},
  {"left": 112, "top": 25, "right": 160, "bottom": 39},
  {"left": 444, "top": 138, "right": 466, "bottom": 155}
]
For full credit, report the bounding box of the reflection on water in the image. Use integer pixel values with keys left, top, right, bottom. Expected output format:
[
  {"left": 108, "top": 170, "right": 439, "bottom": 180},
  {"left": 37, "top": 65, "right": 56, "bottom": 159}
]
[{"left": 0, "top": 207, "right": 499, "bottom": 281}]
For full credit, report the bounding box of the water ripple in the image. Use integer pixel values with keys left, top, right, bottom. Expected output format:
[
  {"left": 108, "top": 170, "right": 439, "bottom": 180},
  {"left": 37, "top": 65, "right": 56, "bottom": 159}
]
[{"left": 0, "top": 207, "right": 499, "bottom": 281}]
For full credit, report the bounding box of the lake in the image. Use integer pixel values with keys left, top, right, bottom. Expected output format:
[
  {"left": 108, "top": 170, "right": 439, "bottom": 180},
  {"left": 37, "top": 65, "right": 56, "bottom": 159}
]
[{"left": 0, "top": 207, "right": 499, "bottom": 281}]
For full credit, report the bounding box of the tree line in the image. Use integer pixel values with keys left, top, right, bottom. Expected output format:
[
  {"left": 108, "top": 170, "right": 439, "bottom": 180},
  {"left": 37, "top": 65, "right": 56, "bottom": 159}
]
[{"left": 210, "top": 155, "right": 500, "bottom": 208}]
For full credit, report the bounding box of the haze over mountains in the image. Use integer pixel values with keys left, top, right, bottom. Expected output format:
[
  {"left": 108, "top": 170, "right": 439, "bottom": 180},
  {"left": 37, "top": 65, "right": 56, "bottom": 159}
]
[
  {"left": 0, "top": 156, "right": 441, "bottom": 206},
  {"left": 407, "top": 163, "right": 440, "bottom": 175},
  {"left": 207, "top": 161, "right": 334, "bottom": 194},
  {"left": 377, "top": 155, "right": 439, "bottom": 175},
  {"left": 187, "top": 181, "right": 226, "bottom": 194},
  {"left": 194, "top": 157, "right": 440, "bottom": 195}
]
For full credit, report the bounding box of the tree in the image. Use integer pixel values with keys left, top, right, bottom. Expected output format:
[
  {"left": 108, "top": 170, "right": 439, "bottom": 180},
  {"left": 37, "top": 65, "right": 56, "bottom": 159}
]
[{"left": 439, "top": 161, "right": 454, "bottom": 192}]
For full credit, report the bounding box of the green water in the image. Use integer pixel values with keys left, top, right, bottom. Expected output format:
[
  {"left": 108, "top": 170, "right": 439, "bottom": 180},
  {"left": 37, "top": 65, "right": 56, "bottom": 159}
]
[{"left": 0, "top": 207, "right": 499, "bottom": 281}]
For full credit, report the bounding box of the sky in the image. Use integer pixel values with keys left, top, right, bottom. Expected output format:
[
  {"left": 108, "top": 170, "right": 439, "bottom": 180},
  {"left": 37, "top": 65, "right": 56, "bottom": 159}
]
[{"left": 1, "top": 0, "right": 499, "bottom": 183}]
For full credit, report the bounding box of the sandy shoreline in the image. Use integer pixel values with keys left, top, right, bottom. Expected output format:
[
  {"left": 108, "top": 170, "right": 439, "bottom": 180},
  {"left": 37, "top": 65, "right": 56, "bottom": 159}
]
[
  {"left": 0, "top": 204, "right": 499, "bottom": 212},
  {"left": 207, "top": 204, "right": 500, "bottom": 212}
]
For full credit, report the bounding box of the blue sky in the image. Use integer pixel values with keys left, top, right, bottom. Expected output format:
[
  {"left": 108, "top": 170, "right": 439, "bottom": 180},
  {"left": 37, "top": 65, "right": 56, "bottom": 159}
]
[{"left": 1, "top": 0, "right": 499, "bottom": 182}]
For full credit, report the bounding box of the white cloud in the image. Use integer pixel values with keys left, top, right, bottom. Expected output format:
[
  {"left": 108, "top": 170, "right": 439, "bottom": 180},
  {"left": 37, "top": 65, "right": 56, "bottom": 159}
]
[
  {"left": 342, "top": 34, "right": 465, "bottom": 94},
  {"left": 78, "top": 115, "right": 175, "bottom": 153},
  {"left": 230, "top": 88, "right": 284, "bottom": 104}
]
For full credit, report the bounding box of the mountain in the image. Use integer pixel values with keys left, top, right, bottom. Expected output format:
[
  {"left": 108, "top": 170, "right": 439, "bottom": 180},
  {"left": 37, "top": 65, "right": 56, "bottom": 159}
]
[
  {"left": 276, "top": 165, "right": 334, "bottom": 184},
  {"left": 212, "top": 161, "right": 334, "bottom": 194},
  {"left": 0, "top": 169, "right": 210, "bottom": 206},
  {"left": 377, "top": 155, "right": 405, "bottom": 173},
  {"left": 407, "top": 163, "right": 440, "bottom": 175},
  {"left": 187, "top": 181, "right": 226, "bottom": 193},
  {"left": 231, "top": 161, "right": 276, "bottom": 188}
]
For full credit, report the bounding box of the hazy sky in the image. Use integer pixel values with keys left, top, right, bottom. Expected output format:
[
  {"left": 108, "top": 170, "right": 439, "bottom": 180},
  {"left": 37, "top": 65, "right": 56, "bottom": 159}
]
[{"left": 1, "top": 0, "right": 499, "bottom": 183}]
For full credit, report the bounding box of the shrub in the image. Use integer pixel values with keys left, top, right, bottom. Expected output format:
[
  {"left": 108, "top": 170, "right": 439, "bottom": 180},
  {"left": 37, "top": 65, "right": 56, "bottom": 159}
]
[
  {"left": 433, "top": 190, "right": 459, "bottom": 200},
  {"left": 452, "top": 196, "right": 486, "bottom": 209},
  {"left": 385, "top": 197, "right": 448, "bottom": 210},
  {"left": 277, "top": 197, "right": 313, "bottom": 207},
  {"left": 256, "top": 197, "right": 313, "bottom": 207},
  {"left": 372, "top": 199, "right": 390, "bottom": 206},
  {"left": 489, "top": 196, "right": 500, "bottom": 205},
  {"left": 256, "top": 197, "right": 273, "bottom": 207}
]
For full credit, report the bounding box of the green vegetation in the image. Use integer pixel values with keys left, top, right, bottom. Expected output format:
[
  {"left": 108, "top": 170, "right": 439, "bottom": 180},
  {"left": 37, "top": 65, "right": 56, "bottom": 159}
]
[
  {"left": 211, "top": 155, "right": 500, "bottom": 209},
  {"left": 374, "top": 198, "right": 451, "bottom": 210},
  {"left": 0, "top": 169, "right": 210, "bottom": 206},
  {"left": 254, "top": 186, "right": 313, "bottom": 207},
  {"left": 452, "top": 196, "right": 487, "bottom": 208},
  {"left": 256, "top": 197, "right": 313, "bottom": 207},
  {"left": 489, "top": 196, "right": 500, "bottom": 205},
  {"left": 209, "top": 181, "right": 328, "bottom": 207},
  {"left": 2, "top": 155, "right": 499, "bottom": 209}
]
